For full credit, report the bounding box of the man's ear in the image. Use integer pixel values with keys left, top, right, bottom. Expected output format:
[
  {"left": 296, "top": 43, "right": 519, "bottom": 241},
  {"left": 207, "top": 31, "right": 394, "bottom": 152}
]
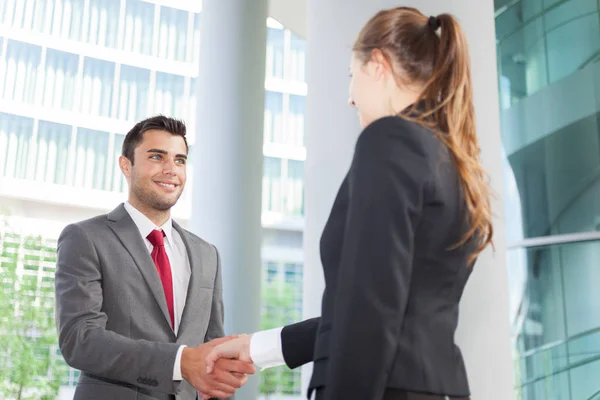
[{"left": 119, "top": 155, "right": 132, "bottom": 178}]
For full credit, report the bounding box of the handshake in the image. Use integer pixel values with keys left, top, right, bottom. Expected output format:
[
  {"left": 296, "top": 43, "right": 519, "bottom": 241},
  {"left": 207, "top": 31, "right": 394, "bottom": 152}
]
[{"left": 181, "top": 334, "right": 254, "bottom": 399}]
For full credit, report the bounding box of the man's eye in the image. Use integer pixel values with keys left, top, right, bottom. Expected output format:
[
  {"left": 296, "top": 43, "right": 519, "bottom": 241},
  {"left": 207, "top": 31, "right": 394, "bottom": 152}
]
[{"left": 176, "top": 159, "right": 186, "bottom": 165}]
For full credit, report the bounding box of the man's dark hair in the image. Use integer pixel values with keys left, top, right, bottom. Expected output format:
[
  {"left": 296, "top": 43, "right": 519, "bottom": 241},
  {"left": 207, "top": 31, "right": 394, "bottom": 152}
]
[{"left": 122, "top": 115, "right": 188, "bottom": 164}]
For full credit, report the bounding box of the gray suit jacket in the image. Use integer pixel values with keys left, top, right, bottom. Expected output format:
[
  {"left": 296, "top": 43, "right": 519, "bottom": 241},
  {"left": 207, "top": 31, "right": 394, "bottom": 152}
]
[{"left": 55, "top": 204, "right": 226, "bottom": 400}]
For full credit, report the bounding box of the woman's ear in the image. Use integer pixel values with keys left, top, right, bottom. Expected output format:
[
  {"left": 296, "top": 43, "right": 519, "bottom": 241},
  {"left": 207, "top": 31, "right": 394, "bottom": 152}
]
[{"left": 370, "top": 49, "right": 391, "bottom": 80}]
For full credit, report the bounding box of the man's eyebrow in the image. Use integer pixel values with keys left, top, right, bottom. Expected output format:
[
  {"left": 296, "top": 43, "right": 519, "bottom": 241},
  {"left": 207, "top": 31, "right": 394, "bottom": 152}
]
[
  {"left": 147, "top": 149, "right": 167, "bottom": 155},
  {"left": 147, "top": 149, "right": 187, "bottom": 160}
]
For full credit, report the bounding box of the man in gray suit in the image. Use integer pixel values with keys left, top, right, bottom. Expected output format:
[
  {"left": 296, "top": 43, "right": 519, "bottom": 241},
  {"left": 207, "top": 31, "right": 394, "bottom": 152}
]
[{"left": 55, "top": 115, "right": 254, "bottom": 400}]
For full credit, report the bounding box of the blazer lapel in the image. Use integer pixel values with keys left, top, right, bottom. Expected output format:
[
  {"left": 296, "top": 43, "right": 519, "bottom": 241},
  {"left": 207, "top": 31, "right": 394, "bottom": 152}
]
[
  {"left": 106, "top": 204, "right": 173, "bottom": 331},
  {"left": 174, "top": 221, "right": 205, "bottom": 336}
]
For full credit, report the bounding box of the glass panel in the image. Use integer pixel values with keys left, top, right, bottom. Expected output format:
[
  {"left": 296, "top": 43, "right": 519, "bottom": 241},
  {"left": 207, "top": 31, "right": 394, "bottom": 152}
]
[
  {"left": 12, "top": 0, "right": 37, "bottom": 31},
  {"left": 287, "top": 94, "right": 305, "bottom": 146},
  {"left": 2, "top": 40, "right": 42, "bottom": 104},
  {"left": 122, "top": 0, "right": 155, "bottom": 55},
  {"left": 290, "top": 32, "right": 306, "bottom": 82},
  {"left": 73, "top": 128, "right": 110, "bottom": 190},
  {"left": 192, "top": 12, "right": 201, "bottom": 65},
  {"left": 286, "top": 160, "right": 304, "bottom": 217},
  {"left": 42, "top": 49, "right": 79, "bottom": 110},
  {"left": 83, "top": 0, "right": 120, "bottom": 48},
  {"left": 262, "top": 157, "right": 282, "bottom": 212},
  {"left": 509, "top": 240, "right": 600, "bottom": 399},
  {"left": 266, "top": 27, "right": 284, "bottom": 79},
  {"left": 546, "top": 12, "right": 600, "bottom": 83},
  {"left": 522, "top": 0, "right": 544, "bottom": 20},
  {"left": 504, "top": 111, "right": 600, "bottom": 238},
  {"left": 158, "top": 6, "right": 189, "bottom": 61},
  {"left": 153, "top": 72, "right": 185, "bottom": 118},
  {"left": 496, "top": 0, "right": 600, "bottom": 101},
  {"left": 80, "top": 57, "right": 115, "bottom": 117},
  {"left": 31, "top": 0, "right": 50, "bottom": 34},
  {"left": 117, "top": 65, "right": 150, "bottom": 121},
  {"left": 0, "top": 113, "right": 34, "bottom": 179},
  {"left": 264, "top": 91, "right": 283, "bottom": 144},
  {"left": 111, "top": 134, "right": 126, "bottom": 192},
  {"left": 35, "top": 121, "right": 71, "bottom": 185},
  {"left": 67, "top": 0, "right": 85, "bottom": 41}
]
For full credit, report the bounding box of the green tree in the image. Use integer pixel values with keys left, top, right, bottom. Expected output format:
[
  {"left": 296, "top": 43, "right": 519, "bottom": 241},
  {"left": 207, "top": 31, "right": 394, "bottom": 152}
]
[
  {"left": 0, "top": 222, "right": 66, "bottom": 400},
  {"left": 259, "top": 280, "right": 302, "bottom": 398}
]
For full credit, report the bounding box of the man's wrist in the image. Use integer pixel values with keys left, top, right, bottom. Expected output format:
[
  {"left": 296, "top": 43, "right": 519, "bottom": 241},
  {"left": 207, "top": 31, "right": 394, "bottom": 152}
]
[{"left": 173, "top": 345, "right": 187, "bottom": 381}]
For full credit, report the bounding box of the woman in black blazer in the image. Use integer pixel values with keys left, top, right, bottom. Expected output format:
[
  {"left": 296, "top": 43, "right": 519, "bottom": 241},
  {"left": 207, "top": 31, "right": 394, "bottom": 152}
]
[{"left": 205, "top": 7, "right": 492, "bottom": 400}]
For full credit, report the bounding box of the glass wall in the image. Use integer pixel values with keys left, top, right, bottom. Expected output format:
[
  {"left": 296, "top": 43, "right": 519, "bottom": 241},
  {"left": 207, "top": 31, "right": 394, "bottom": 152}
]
[{"left": 496, "top": 0, "right": 600, "bottom": 398}]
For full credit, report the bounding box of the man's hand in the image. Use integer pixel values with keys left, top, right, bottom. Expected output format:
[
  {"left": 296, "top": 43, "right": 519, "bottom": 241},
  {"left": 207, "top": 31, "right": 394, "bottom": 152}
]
[
  {"left": 205, "top": 334, "right": 253, "bottom": 374},
  {"left": 181, "top": 336, "right": 256, "bottom": 399}
]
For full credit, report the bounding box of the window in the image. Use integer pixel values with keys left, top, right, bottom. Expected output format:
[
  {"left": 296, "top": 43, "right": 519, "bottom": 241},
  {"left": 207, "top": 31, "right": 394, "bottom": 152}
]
[
  {"left": 266, "top": 27, "right": 284, "bottom": 79},
  {"left": 73, "top": 128, "right": 110, "bottom": 190},
  {"left": 117, "top": 65, "right": 150, "bottom": 121},
  {"left": 192, "top": 12, "right": 201, "bottom": 65},
  {"left": 35, "top": 120, "right": 72, "bottom": 185},
  {"left": 122, "top": 0, "right": 155, "bottom": 56},
  {"left": 262, "top": 157, "right": 282, "bottom": 212},
  {"left": 284, "top": 263, "right": 302, "bottom": 286},
  {"left": 265, "top": 262, "right": 279, "bottom": 283},
  {"left": 110, "top": 134, "right": 127, "bottom": 192},
  {"left": 42, "top": 49, "right": 79, "bottom": 111},
  {"left": 158, "top": 6, "right": 189, "bottom": 61},
  {"left": 290, "top": 32, "right": 306, "bottom": 82},
  {"left": 80, "top": 58, "right": 115, "bottom": 117},
  {"left": 264, "top": 91, "right": 283, "bottom": 144},
  {"left": 153, "top": 72, "right": 185, "bottom": 118},
  {"left": 0, "top": 113, "right": 34, "bottom": 180},
  {"left": 286, "top": 160, "right": 304, "bottom": 216},
  {"left": 83, "top": 0, "right": 120, "bottom": 48},
  {"left": 288, "top": 94, "right": 306, "bottom": 146},
  {"left": 1, "top": 40, "right": 41, "bottom": 104}
]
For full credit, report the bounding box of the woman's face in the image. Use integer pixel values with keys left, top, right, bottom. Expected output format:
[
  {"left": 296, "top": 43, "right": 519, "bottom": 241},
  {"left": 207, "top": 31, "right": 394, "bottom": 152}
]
[{"left": 348, "top": 51, "right": 389, "bottom": 129}]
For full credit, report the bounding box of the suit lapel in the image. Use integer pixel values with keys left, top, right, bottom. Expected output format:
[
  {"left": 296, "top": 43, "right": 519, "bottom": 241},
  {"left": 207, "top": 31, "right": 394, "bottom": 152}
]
[
  {"left": 106, "top": 204, "right": 173, "bottom": 331},
  {"left": 174, "top": 221, "right": 203, "bottom": 336}
]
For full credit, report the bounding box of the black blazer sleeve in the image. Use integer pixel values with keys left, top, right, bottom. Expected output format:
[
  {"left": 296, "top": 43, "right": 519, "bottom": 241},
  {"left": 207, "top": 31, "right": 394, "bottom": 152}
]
[
  {"left": 281, "top": 317, "right": 320, "bottom": 369},
  {"left": 324, "top": 117, "right": 430, "bottom": 399}
]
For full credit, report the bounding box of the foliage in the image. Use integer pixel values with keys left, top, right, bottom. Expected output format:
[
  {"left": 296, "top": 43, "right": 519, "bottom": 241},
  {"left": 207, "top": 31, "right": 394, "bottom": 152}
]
[
  {"left": 0, "top": 222, "right": 66, "bottom": 400},
  {"left": 258, "top": 279, "right": 303, "bottom": 398}
]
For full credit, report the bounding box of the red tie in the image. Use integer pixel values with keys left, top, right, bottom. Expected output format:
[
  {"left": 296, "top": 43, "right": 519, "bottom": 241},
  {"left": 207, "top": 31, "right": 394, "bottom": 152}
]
[{"left": 147, "top": 229, "right": 175, "bottom": 328}]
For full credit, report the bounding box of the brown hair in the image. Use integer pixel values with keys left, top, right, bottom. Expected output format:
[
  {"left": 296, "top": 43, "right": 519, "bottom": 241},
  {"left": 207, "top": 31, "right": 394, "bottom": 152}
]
[
  {"left": 353, "top": 7, "right": 493, "bottom": 265},
  {"left": 123, "top": 115, "right": 188, "bottom": 165}
]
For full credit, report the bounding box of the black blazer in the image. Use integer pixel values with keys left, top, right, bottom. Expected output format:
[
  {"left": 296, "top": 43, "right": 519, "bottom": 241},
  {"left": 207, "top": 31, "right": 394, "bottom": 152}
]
[{"left": 280, "top": 115, "right": 476, "bottom": 399}]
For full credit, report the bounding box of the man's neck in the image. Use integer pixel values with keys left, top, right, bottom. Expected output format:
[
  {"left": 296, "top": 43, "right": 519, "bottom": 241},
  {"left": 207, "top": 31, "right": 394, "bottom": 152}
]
[{"left": 127, "top": 200, "right": 171, "bottom": 227}]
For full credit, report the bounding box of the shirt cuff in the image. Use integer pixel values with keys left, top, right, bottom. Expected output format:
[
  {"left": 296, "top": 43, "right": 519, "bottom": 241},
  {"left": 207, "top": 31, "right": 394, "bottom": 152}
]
[
  {"left": 250, "top": 327, "right": 285, "bottom": 370},
  {"left": 173, "top": 345, "right": 187, "bottom": 381}
]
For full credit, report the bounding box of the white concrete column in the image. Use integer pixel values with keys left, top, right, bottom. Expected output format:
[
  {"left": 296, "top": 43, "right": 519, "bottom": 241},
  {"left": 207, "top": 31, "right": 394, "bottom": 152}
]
[
  {"left": 190, "top": 1, "right": 267, "bottom": 399},
  {"left": 302, "top": 1, "right": 514, "bottom": 399}
]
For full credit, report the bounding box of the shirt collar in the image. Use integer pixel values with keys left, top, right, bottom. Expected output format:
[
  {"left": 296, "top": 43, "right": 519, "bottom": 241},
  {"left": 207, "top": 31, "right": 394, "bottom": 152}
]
[{"left": 123, "top": 202, "right": 174, "bottom": 245}]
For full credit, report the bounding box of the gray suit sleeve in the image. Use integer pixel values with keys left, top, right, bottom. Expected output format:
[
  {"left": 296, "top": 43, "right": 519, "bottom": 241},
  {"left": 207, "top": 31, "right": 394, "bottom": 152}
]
[
  {"left": 55, "top": 223, "right": 181, "bottom": 394},
  {"left": 203, "top": 246, "right": 234, "bottom": 400},
  {"left": 204, "top": 245, "right": 225, "bottom": 342}
]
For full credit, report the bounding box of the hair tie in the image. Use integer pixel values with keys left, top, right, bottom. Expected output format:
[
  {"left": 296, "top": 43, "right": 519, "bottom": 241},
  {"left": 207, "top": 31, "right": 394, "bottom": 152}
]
[{"left": 428, "top": 16, "right": 440, "bottom": 31}]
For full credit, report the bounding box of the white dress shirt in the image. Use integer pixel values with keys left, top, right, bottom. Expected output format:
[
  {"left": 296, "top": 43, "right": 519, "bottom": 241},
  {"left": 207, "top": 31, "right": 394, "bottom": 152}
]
[
  {"left": 250, "top": 327, "right": 286, "bottom": 370},
  {"left": 123, "top": 202, "right": 191, "bottom": 381}
]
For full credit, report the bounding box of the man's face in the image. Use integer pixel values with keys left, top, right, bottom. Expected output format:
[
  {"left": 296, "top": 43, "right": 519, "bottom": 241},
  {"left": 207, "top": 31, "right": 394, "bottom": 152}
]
[{"left": 120, "top": 129, "right": 188, "bottom": 212}]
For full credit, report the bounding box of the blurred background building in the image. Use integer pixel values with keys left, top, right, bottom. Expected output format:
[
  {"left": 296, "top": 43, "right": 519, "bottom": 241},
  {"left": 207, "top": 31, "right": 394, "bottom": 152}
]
[
  {"left": 1, "top": 0, "right": 600, "bottom": 399},
  {"left": 0, "top": 0, "right": 305, "bottom": 398},
  {"left": 496, "top": 0, "right": 600, "bottom": 398}
]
